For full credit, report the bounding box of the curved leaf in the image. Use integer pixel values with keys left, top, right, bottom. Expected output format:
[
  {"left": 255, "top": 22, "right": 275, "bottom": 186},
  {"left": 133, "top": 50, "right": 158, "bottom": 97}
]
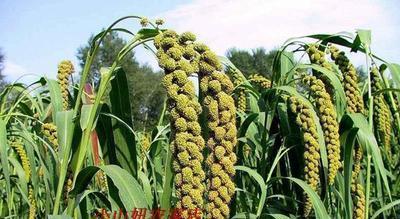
[
  {"left": 235, "top": 166, "right": 267, "bottom": 217},
  {"left": 344, "top": 114, "right": 391, "bottom": 200},
  {"left": 46, "top": 78, "right": 63, "bottom": 122},
  {"left": 71, "top": 165, "right": 148, "bottom": 210},
  {"left": 340, "top": 127, "right": 359, "bottom": 219},
  {"left": 0, "top": 119, "right": 11, "bottom": 210},
  {"left": 232, "top": 212, "right": 258, "bottom": 219},
  {"left": 371, "top": 199, "right": 400, "bottom": 219},
  {"left": 284, "top": 177, "right": 329, "bottom": 219}
]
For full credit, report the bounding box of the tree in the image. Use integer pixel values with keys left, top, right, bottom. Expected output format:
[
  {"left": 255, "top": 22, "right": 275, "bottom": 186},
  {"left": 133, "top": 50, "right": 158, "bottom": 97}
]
[
  {"left": 356, "top": 65, "right": 367, "bottom": 83},
  {"left": 226, "top": 47, "right": 277, "bottom": 78},
  {"left": 0, "top": 49, "right": 6, "bottom": 91},
  {"left": 77, "top": 32, "right": 165, "bottom": 131}
]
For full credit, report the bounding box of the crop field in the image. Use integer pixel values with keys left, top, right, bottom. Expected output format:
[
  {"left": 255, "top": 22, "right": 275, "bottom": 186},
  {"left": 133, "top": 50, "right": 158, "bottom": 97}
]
[{"left": 0, "top": 16, "right": 400, "bottom": 219}]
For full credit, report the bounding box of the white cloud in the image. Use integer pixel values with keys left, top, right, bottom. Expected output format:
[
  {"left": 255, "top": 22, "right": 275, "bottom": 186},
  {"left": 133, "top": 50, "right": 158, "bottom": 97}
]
[
  {"left": 158, "top": 0, "right": 400, "bottom": 63},
  {"left": 2, "top": 60, "right": 61, "bottom": 84},
  {"left": 3, "top": 60, "right": 29, "bottom": 81}
]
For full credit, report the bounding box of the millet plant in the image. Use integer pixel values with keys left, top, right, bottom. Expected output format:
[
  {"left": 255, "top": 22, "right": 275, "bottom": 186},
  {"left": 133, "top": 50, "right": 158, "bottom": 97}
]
[{"left": 0, "top": 16, "right": 399, "bottom": 219}]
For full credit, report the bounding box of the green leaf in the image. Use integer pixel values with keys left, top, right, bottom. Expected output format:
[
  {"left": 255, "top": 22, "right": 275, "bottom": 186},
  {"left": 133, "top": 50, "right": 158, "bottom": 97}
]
[
  {"left": 56, "top": 110, "right": 74, "bottom": 159},
  {"left": 136, "top": 28, "right": 161, "bottom": 39},
  {"left": 356, "top": 29, "right": 371, "bottom": 48},
  {"left": 48, "top": 215, "right": 73, "bottom": 219},
  {"left": 46, "top": 78, "right": 64, "bottom": 122},
  {"left": 232, "top": 213, "right": 258, "bottom": 219},
  {"left": 53, "top": 110, "right": 74, "bottom": 214},
  {"left": 266, "top": 214, "right": 291, "bottom": 219},
  {"left": 285, "top": 177, "right": 329, "bottom": 218},
  {"left": 340, "top": 127, "right": 359, "bottom": 219},
  {"left": 8, "top": 156, "right": 28, "bottom": 194},
  {"left": 69, "top": 167, "right": 100, "bottom": 195},
  {"left": 160, "top": 142, "right": 173, "bottom": 213},
  {"left": 272, "top": 50, "right": 295, "bottom": 85},
  {"left": 280, "top": 51, "right": 295, "bottom": 84},
  {"left": 80, "top": 104, "right": 94, "bottom": 130},
  {"left": 307, "top": 33, "right": 354, "bottom": 48},
  {"left": 108, "top": 68, "right": 137, "bottom": 176},
  {"left": 371, "top": 199, "right": 400, "bottom": 219},
  {"left": 0, "top": 119, "right": 11, "bottom": 210},
  {"left": 351, "top": 35, "right": 362, "bottom": 52},
  {"left": 344, "top": 114, "right": 392, "bottom": 199},
  {"left": 74, "top": 190, "right": 112, "bottom": 212},
  {"left": 235, "top": 166, "right": 267, "bottom": 217},
  {"left": 71, "top": 165, "right": 148, "bottom": 210},
  {"left": 138, "top": 170, "right": 153, "bottom": 207},
  {"left": 266, "top": 146, "right": 292, "bottom": 183},
  {"left": 372, "top": 88, "right": 400, "bottom": 96},
  {"left": 387, "top": 63, "right": 400, "bottom": 90},
  {"left": 98, "top": 165, "right": 149, "bottom": 208},
  {"left": 238, "top": 113, "right": 259, "bottom": 138}
]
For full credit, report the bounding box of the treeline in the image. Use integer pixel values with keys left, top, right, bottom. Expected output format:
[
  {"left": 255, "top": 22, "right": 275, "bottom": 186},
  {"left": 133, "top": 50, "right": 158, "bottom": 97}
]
[
  {"left": 3, "top": 33, "right": 365, "bottom": 132},
  {"left": 76, "top": 32, "right": 279, "bottom": 131},
  {"left": 0, "top": 49, "right": 6, "bottom": 91}
]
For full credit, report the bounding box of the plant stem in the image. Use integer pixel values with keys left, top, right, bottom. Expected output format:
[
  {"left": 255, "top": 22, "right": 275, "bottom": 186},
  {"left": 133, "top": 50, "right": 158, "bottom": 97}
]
[
  {"left": 157, "top": 99, "right": 167, "bottom": 127},
  {"left": 72, "top": 62, "right": 119, "bottom": 180},
  {"left": 365, "top": 46, "right": 372, "bottom": 219},
  {"left": 366, "top": 155, "right": 372, "bottom": 218}
]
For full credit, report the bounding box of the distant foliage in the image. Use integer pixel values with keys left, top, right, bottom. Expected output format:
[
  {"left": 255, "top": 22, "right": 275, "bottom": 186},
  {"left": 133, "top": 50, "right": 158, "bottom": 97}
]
[
  {"left": 226, "top": 47, "right": 277, "bottom": 77},
  {"left": 0, "top": 49, "right": 6, "bottom": 91},
  {"left": 77, "top": 32, "right": 165, "bottom": 130}
]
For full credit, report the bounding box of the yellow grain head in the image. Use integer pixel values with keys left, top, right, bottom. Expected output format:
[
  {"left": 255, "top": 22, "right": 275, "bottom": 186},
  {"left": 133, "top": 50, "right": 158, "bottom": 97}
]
[
  {"left": 63, "top": 169, "right": 74, "bottom": 206},
  {"left": 353, "top": 183, "right": 365, "bottom": 219},
  {"left": 302, "top": 75, "right": 340, "bottom": 185},
  {"left": 306, "top": 44, "right": 335, "bottom": 95},
  {"left": 249, "top": 74, "right": 271, "bottom": 89},
  {"left": 9, "top": 138, "right": 31, "bottom": 181},
  {"left": 371, "top": 67, "right": 392, "bottom": 158},
  {"left": 288, "top": 96, "right": 321, "bottom": 217},
  {"left": 192, "top": 40, "right": 237, "bottom": 219},
  {"left": 140, "top": 133, "right": 151, "bottom": 159},
  {"left": 307, "top": 44, "right": 332, "bottom": 70},
  {"left": 329, "top": 45, "right": 366, "bottom": 218},
  {"left": 155, "top": 18, "right": 164, "bottom": 26},
  {"left": 155, "top": 30, "right": 206, "bottom": 218},
  {"left": 28, "top": 185, "right": 36, "bottom": 219},
  {"left": 228, "top": 69, "right": 247, "bottom": 112},
  {"left": 57, "top": 60, "right": 74, "bottom": 110},
  {"left": 41, "top": 122, "right": 59, "bottom": 151},
  {"left": 328, "top": 45, "right": 364, "bottom": 114},
  {"left": 140, "top": 17, "right": 149, "bottom": 27}
]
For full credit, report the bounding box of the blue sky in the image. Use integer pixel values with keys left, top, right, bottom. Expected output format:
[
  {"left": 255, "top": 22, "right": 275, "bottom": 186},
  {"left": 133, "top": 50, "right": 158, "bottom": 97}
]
[
  {"left": 0, "top": 0, "right": 185, "bottom": 82},
  {"left": 1, "top": 0, "right": 400, "bottom": 83}
]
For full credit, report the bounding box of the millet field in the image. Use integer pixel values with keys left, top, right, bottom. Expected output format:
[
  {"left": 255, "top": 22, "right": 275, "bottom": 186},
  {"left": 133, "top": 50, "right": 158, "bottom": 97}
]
[{"left": 1, "top": 16, "right": 400, "bottom": 219}]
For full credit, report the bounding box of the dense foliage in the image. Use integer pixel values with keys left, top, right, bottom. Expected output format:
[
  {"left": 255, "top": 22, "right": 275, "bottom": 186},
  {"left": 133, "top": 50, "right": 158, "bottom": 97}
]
[
  {"left": 226, "top": 48, "right": 277, "bottom": 78},
  {"left": 77, "top": 32, "right": 166, "bottom": 131},
  {"left": 0, "top": 49, "right": 6, "bottom": 91},
  {"left": 0, "top": 16, "right": 400, "bottom": 219}
]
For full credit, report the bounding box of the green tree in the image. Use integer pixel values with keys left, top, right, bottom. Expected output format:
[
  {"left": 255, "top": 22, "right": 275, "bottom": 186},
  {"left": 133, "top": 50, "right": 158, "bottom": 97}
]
[
  {"left": 0, "top": 49, "right": 6, "bottom": 91},
  {"left": 356, "top": 65, "right": 367, "bottom": 83},
  {"left": 77, "top": 32, "right": 165, "bottom": 131},
  {"left": 226, "top": 47, "right": 277, "bottom": 78}
]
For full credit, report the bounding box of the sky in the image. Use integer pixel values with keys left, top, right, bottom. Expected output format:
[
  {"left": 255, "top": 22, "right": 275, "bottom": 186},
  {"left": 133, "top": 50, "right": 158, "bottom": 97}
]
[{"left": 1, "top": 0, "right": 400, "bottom": 84}]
